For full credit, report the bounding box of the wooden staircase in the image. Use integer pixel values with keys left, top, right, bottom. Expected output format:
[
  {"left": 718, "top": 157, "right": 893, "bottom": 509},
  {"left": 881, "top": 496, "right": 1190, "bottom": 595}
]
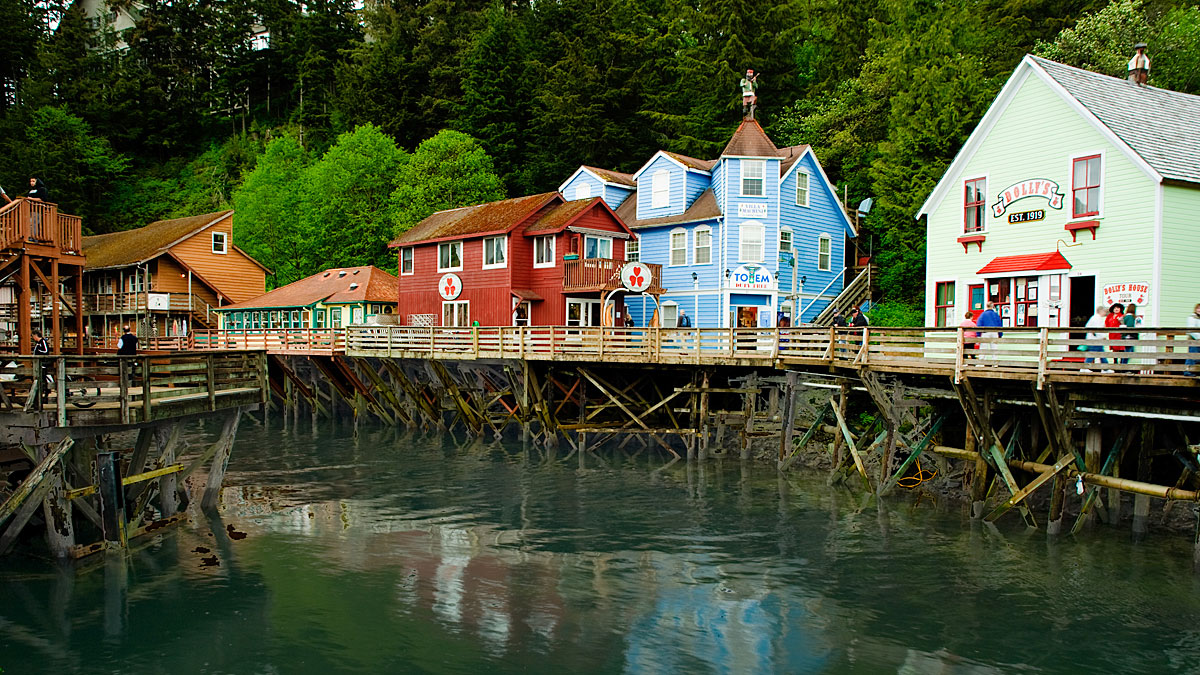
[{"left": 812, "top": 265, "right": 876, "bottom": 326}]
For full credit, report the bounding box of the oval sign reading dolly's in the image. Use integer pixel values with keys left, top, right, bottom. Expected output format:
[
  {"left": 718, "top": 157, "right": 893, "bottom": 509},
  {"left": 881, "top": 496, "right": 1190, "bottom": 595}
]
[
  {"left": 438, "top": 273, "right": 463, "bottom": 300},
  {"left": 620, "top": 262, "right": 653, "bottom": 293}
]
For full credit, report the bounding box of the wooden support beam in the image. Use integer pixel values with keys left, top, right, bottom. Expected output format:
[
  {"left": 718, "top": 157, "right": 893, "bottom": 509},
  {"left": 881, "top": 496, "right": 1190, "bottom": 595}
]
[
  {"left": 830, "top": 398, "right": 870, "bottom": 488},
  {"left": 201, "top": 411, "right": 242, "bottom": 512},
  {"left": 1070, "top": 429, "right": 1131, "bottom": 535},
  {"left": 780, "top": 398, "right": 832, "bottom": 471},
  {"left": 879, "top": 415, "right": 946, "bottom": 496},
  {"left": 0, "top": 438, "right": 74, "bottom": 530},
  {"left": 986, "top": 454, "right": 1074, "bottom": 522}
]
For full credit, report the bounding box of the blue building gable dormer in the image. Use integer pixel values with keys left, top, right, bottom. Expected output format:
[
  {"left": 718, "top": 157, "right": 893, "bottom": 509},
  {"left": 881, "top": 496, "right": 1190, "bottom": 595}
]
[
  {"left": 610, "top": 121, "right": 855, "bottom": 329},
  {"left": 558, "top": 166, "right": 636, "bottom": 210}
]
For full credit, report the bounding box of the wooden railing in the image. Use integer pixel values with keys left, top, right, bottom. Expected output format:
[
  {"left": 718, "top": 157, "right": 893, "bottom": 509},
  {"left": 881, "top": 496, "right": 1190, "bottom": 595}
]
[
  {"left": 0, "top": 352, "right": 267, "bottom": 426},
  {"left": 341, "top": 325, "right": 1200, "bottom": 385},
  {"left": 191, "top": 328, "right": 346, "bottom": 354},
  {"left": 0, "top": 199, "right": 82, "bottom": 255},
  {"left": 562, "top": 258, "right": 665, "bottom": 293}
]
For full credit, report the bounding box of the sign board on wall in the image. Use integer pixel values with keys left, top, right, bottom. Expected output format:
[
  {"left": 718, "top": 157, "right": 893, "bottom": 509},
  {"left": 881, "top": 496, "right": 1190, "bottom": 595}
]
[
  {"left": 737, "top": 203, "right": 768, "bottom": 218},
  {"left": 147, "top": 293, "right": 170, "bottom": 310},
  {"left": 1102, "top": 282, "right": 1150, "bottom": 307},
  {"left": 438, "top": 273, "right": 463, "bottom": 300},
  {"left": 729, "top": 265, "right": 776, "bottom": 291},
  {"left": 620, "top": 262, "right": 654, "bottom": 293},
  {"left": 992, "top": 179, "right": 1064, "bottom": 217}
]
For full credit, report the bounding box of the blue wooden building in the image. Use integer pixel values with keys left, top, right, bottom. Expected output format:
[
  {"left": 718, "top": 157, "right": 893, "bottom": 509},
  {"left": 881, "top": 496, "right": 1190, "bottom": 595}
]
[{"left": 559, "top": 121, "right": 856, "bottom": 327}]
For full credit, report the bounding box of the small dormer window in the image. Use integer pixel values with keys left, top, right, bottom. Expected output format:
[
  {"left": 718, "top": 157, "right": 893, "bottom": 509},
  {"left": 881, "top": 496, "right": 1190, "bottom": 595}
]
[
  {"left": 323, "top": 272, "right": 331, "bottom": 277},
  {"left": 349, "top": 282, "right": 359, "bottom": 290},
  {"left": 652, "top": 170, "right": 669, "bottom": 208},
  {"left": 338, "top": 270, "right": 347, "bottom": 277},
  {"left": 212, "top": 231, "right": 228, "bottom": 254}
]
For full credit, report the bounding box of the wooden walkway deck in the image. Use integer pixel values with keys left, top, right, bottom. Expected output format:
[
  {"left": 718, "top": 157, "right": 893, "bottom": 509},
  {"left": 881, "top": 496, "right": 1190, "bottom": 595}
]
[{"left": 337, "top": 325, "right": 1200, "bottom": 389}]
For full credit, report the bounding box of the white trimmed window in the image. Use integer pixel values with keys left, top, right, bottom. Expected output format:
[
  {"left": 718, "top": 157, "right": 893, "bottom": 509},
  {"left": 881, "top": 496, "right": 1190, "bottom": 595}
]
[
  {"left": 779, "top": 228, "right": 792, "bottom": 254},
  {"left": 574, "top": 184, "right": 592, "bottom": 200},
  {"left": 652, "top": 169, "right": 669, "bottom": 208},
  {"left": 212, "top": 231, "right": 228, "bottom": 254},
  {"left": 818, "top": 234, "right": 832, "bottom": 271},
  {"left": 741, "top": 159, "right": 765, "bottom": 197},
  {"left": 694, "top": 226, "right": 712, "bottom": 265},
  {"left": 438, "top": 241, "right": 463, "bottom": 271},
  {"left": 669, "top": 229, "right": 687, "bottom": 266},
  {"left": 533, "top": 235, "right": 555, "bottom": 268},
  {"left": 626, "top": 238, "right": 639, "bottom": 262},
  {"left": 400, "top": 247, "right": 414, "bottom": 275},
  {"left": 442, "top": 301, "right": 469, "bottom": 327},
  {"left": 662, "top": 302, "right": 678, "bottom": 328},
  {"left": 739, "top": 221, "right": 764, "bottom": 262},
  {"left": 483, "top": 235, "right": 507, "bottom": 269},
  {"left": 795, "top": 172, "right": 810, "bottom": 207},
  {"left": 584, "top": 235, "right": 612, "bottom": 259}
]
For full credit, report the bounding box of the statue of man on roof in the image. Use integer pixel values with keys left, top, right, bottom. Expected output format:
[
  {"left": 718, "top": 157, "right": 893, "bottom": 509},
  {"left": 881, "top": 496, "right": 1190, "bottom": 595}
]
[{"left": 740, "top": 68, "right": 759, "bottom": 121}]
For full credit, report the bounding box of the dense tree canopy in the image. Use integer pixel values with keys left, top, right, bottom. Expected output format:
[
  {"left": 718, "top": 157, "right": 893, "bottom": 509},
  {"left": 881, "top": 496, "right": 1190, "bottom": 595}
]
[{"left": 3, "top": 0, "right": 1199, "bottom": 301}]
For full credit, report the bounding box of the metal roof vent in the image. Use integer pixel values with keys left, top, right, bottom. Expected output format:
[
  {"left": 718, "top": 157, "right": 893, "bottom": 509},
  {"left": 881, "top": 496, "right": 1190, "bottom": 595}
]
[
  {"left": 323, "top": 272, "right": 331, "bottom": 277},
  {"left": 338, "top": 270, "right": 347, "bottom": 277},
  {"left": 353, "top": 269, "right": 360, "bottom": 275},
  {"left": 349, "top": 282, "right": 359, "bottom": 290}
]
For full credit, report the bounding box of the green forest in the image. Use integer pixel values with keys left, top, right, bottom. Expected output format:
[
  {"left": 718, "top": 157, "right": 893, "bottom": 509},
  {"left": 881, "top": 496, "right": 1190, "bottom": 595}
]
[{"left": 2, "top": 0, "right": 1198, "bottom": 315}]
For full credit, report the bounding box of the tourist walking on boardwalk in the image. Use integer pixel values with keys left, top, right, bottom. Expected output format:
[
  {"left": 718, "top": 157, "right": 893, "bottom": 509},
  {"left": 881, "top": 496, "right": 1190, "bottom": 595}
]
[
  {"left": 1121, "top": 303, "right": 1140, "bottom": 365},
  {"left": 1084, "top": 305, "right": 1109, "bottom": 369},
  {"left": 960, "top": 310, "right": 978, "bottom": 358},
  {"left": 1187, "top": 303, "right": 1200, "bottom": 376},
  {"left": 975, "top": 302, "right": 1002, "bottom": 361},
  {"left": 1106, "top": 303, "right": 1125, "bottom": 364}
]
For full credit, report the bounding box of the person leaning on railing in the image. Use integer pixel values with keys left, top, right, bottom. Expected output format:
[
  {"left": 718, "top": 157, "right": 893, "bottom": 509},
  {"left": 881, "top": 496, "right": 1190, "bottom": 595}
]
[{"left": 1187, "top": 303, "right": 1200, "bottom": 377}]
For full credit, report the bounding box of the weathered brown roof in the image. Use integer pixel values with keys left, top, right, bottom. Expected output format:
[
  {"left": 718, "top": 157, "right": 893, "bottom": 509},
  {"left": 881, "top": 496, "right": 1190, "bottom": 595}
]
[
  {"left": 391, "top": 192, "right": 559, "bottom": 246},
  {"left": 522, "top": 198, "right": 601, "bottom": 234},
  {"left": 662, "top": 151, "right": 715, "bottom": 172},
  {"left": 219, "top": 266, "right": 397, "bottom": 310},
  {"left": 721, "top": 120, "right": 780, "bottom": 158},
  {"left": 582, "top": 166, "right": 636, "bottom": 187},
  {"left": 82, "top": 211, "right": 234, "bottom": 269},
  {"left": 615, "top": 188, "right": 722, "bottom": 229},
  {"left": 777, "top": 144, "right": 811, "bottom": 176}
]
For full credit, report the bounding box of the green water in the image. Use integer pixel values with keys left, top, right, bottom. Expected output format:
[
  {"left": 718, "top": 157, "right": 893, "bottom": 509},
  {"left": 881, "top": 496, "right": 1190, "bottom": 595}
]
[{"left": 4, "top": 421, "right": 1200, "bottom": 674}]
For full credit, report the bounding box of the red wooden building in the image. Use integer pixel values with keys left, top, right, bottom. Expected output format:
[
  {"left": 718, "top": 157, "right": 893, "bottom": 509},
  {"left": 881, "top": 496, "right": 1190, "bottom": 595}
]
[{"left": 392, "top": 192, "right": 662, "bottom": 327}]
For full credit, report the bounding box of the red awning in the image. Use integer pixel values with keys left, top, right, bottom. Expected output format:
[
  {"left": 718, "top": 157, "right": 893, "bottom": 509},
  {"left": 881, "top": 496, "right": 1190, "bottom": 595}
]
[
  {"left": 976, "top": 252, "right": 1071, "bottom": 276},
  {"left": 511, "top": 289, "right": 544, "bottom": 302}
]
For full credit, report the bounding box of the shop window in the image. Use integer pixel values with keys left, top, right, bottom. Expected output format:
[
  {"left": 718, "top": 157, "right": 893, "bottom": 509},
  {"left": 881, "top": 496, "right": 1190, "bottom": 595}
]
[
  {"left": 652, "top": 170, "right": 670, "bottom": 208},
  {"left": 964, "top": 177, "right": 986, "bottom": 234},
  {"left": 818, "top": 234, "right": 832, "bottom": 271},
  {"left": 400, "top": 247, "right": 414, "bottom": 275},
  {"left": 483, "top": 235, "right": 507, "bottom": 269},
  {"left": 1072, "top": 155, "right": 1101, "bottom": 218},
  {"left": 739, "top": 222, "right": 764, "bottom": 262},
  {"left": 670, "top": 229, "right": 687, "bottom": 266},
  {"left": 331, "top": 308, "right": 342, "bottom": 328},
  {"left": 934, "top": 281, "right": 955, "bottom": 327},
  {"left": 741, "top": 159, "right": 765, "bottom": 197},
  {"left": 290, "top": 310, "right": 300, "bottom": 327},
  {"left": 315, "top": 309, "right": 326, "bottom": 328},
  {"left": 626, "top": 238, "right": 639, "bottom": 262},
  {"left": 533, "top": 235, "right": 555, "bottom": 268},
  {"left": 1014, "top": 277, "right": 1038, "bottom": 327},
  {"left": 438, "top": 241, "right": 463, "bottom": 271},
  {"left": 443, "top": 301, "right": 470, "bottom": 327},
  {"left": 795, "top": 172, "right": 809, "bottom": 207},
  {"left": 694, "top": 227, "right": 712, "bottom": 265},
  {"left": 987, "top": 279, "right": 1012, "bottom": 325}
]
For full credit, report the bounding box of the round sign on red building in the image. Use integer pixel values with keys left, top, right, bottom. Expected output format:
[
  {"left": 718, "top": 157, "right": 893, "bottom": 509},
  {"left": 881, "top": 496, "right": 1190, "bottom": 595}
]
[
  {"left": 620, "top": 262, "right": 653, "bottom": 293},
  {"left": 439, "top": 273, "right": 463, "bottom": 300}
]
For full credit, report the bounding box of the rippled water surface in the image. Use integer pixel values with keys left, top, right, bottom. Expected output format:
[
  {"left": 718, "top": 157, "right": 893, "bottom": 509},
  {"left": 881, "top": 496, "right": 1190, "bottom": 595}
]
[{"left": 5, "top": 420, "right": 1200, "bottom": 674}]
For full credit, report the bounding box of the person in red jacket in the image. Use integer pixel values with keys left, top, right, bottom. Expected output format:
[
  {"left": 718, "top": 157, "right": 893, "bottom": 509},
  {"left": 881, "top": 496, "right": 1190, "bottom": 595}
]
[{"left": 1105, "top": 303, "right": 1125, "bottom": 365}]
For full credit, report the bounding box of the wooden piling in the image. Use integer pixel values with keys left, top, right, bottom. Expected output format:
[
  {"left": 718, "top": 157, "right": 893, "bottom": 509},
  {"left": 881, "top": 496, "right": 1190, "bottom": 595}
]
[
  {"left": 201, "top": 411, "right": 242, "bottom": 513},
  {"left": 41, "top": 443, "right": 75, "bottom": 558},
  {"left": 1133, "top": 423, "right": 1154, "bottom": 541}
]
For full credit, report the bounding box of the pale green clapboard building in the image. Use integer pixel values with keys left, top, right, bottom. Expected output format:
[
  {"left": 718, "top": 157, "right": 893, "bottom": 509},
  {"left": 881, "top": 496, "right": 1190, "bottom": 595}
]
[{"left": 918, "top": 53, "right": 1200, "bottom": 330}]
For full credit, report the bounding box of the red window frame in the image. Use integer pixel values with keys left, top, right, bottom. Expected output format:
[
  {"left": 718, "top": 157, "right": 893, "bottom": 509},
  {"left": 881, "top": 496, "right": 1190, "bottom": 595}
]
[
  {"left": 1072, "top": 155, "right": 1101, "bottom": 218},
  {"left": 963, "top": 178, "right": 986, "bottom": 234},
  {"left": 934, "top": 281, "right": 955, "bottom": 327}
]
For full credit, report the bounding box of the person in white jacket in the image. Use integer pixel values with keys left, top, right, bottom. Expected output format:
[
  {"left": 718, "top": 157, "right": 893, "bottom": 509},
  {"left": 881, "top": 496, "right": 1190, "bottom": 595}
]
[
  {"left": 1083, "top": 305, "right": 1108, "bottom": 369},
  {"left": 1186, "top": 303, "right": 1200, "bottom": 376}
]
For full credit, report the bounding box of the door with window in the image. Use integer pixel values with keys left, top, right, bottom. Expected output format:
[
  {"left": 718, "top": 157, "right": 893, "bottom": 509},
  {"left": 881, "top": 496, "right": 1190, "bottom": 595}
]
[
  {"left": 566, "top": 299, "right": 601, "bottom": 327},
  {"left": 968, "top": 284, "right": 985, "bottom": 315},
  {"left": 443, "top": 301, "right": 470, "bottom": 327}
]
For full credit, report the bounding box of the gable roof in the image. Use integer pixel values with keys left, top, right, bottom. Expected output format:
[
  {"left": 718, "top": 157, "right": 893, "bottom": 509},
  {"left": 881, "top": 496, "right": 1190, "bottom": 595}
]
[
  {"left": 918, "top": 54, "right": 1200, "bottom": 218},
  {"left": 721, "top": 120, "right": 780, "bottom": 157},
  {"left": 82, "top": 210, "right": 236, "bottom": 270},
  {"left": 631, "top": 150, "right": 714, "bottom": 180},
  {"left": 390, "top": 192, "right": 559, "bottom": 246},
  {"left": 615, "top": 188, "right": 722, "bottom": 229},
  {"left": 523, "top": 197, "right": 635, "bottom": 237},
  {"left": 1030, "top": 55, "right": 1200, "bottom": 184},
  {"left": 219, "top": 266, "right": 398, "bottom": 310},
  {"left": 584, "top": 166, "right": 636, "bottom": 187}
]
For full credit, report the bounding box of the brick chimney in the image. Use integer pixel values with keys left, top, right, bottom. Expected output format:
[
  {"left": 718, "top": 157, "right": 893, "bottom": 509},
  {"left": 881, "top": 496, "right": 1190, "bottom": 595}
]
[{"left": 1128, "top": 42, "right": 1150, "bottom": 85}]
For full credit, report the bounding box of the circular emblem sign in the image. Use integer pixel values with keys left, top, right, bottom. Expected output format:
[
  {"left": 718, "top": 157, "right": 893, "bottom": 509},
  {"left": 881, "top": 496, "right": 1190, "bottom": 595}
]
[
  {"left": 438, "top": 273, "right": 463, "bottom": 300},
  {"left": 620, "top": 262, "right": 653, "bottom": 293}
]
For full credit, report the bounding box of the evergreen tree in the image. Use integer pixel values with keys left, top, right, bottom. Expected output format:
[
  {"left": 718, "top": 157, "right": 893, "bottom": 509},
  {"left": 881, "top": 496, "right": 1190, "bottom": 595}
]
[
  {"left": 390, "top": 129, "right": 506, "bottom": 239},
  {"left": 233, "top": 134, "right": 312, "bottom": 286}
]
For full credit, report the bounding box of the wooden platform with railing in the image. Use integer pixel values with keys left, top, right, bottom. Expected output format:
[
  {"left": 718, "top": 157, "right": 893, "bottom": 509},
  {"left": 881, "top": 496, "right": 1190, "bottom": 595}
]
[
  {"left": 0, "top": 198, "right": 82, "bottom": 256},
  {"left": 562, "top": 258, "right": 665, "bottom": 293},
  {"left": 0, "top": 352, "right": 267, "bottom": 431}
]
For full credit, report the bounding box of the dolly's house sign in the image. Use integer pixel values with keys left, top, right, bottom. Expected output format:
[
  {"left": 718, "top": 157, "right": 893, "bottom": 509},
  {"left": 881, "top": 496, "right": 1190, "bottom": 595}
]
[
  {"left": 438, "top": 273, "right": 463, "bottom": 300},
  {"left": 992, "top": 179, "right": 1064, "bottom": 217},
  {"left": 1102, "top": 282, "right": 1150, "bottom": 307}
]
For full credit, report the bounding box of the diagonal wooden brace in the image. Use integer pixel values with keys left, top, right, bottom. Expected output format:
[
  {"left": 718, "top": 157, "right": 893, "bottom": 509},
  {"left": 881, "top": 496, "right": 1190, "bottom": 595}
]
[
  {"left": 831, "top": 400, "right": 871, "bottom": 489},
  {"left": 985, "top": 443, "right": 1040, "bottom": 528},
  {"left": 986, "top": 453, "right": 1074, "bottom": 522},
  {"left": 879, "top": 415, "right": 946, "bottom": 496}
]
